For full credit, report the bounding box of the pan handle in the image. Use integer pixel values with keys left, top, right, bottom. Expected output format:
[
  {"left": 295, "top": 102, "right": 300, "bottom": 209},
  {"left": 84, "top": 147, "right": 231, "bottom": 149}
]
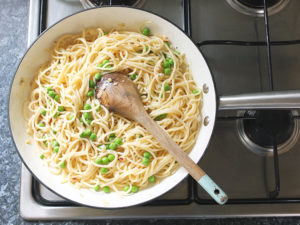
[{"left": 218, "top": 90, "right": 300, "bottom": 110}]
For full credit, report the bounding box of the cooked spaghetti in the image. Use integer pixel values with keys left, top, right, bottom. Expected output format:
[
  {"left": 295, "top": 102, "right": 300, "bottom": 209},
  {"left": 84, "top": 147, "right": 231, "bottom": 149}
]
[{"left": 26, "top": 28, "right": 202, "bottom": 194}]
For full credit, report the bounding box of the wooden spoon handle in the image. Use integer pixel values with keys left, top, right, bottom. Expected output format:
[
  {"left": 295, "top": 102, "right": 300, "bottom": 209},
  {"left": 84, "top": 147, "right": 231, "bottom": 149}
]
[{"left": 137, "top": 113, "right": 228, "bottom": 205}]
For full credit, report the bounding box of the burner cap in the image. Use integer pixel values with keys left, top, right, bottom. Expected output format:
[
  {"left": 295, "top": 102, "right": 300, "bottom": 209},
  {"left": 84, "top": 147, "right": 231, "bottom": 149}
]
[
  {"left": 81, "top": 0, "right": 145, "bottom": 8},
  {"left": 226, "top": 0, "right": 290, "bottom": 17},
  {"left": 237, "top": 110, "right": 299, "bottom": 156},
  {"left": 244, "top": 110, "right": 293, "bottom": 147}
]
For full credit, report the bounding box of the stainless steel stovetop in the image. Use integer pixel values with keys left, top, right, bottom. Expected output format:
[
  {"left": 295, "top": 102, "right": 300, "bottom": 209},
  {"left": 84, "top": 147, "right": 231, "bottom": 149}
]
[{"left": 21, "top": 0, "right": 300, "bottom": 220}]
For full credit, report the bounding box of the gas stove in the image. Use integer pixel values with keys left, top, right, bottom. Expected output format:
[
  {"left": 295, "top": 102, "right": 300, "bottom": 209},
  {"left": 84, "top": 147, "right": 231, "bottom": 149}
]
[{"left": 21, "top": 0, "right": 300, "bottom": 220}]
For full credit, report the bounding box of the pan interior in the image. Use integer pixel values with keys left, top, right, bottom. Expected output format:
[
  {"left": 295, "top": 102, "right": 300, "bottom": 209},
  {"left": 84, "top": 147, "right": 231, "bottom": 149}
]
[{"left": 9, "top": 7, "right": 216, "bottom": 208}]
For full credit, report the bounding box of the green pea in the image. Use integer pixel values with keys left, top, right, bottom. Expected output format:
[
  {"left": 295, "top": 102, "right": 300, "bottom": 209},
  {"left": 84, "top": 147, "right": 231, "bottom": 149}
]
[
  {"left": 98, "top": 59, "right": 109, "bottom": 67},
  {"left": 80, "top": 132, "right": 86, "bottom": 138},
  {"left": 108, "top": 154, "right": 115, "bottom": 162},
  {"left": 53, "top": 146, "right": 59, "bottom": 153},
  {"left": 109, "top": 142, "right": 117, "bottom": 150},
  {"left": 109, "top": 137, "right": 115, "bottom": 142},
  {"left": 115, "top": 137, "right": 122, "bottom": 146},
  {"left": 79, "top": 117, "right": 84, "bottom": 123},
  {"left": 89, "top": 80, "right": 95, "bottom": 88},
  {"left": 68, "top": 115, "right": 74, "bottom": 120},
  {"left": 193, "top": 90, "right": 199, "bottom": 94},
  {"left": 163, "top": 61, "right": 170, "bottom": 68},
  {"left": 84, "top": 129, "right": 92, "bottom": 137},
  {"left": 90, "top": 133, "right": 97, "bottom": 141},
  {"left": 103, "top": 32, "right": 107, "bottom": 35},
  {"left": 142, "top": 27, "right": 150, "bottom": 36},
  {"left": 164, "top": 67, "right": 171, "bottom": 75},
  {"left": 100, "top": 167, "right": 108, "bottom": 174},
  {"left": 164, "top": 84, "right": 170, "bottom": 91},
  {"left": 38, "top": 122, "right": 45, "bottom": 127},
  {"left": 87, "top": 119, "right": 92, "bottom": 125},
  {"left": 123, "top": 185, "right": 130, "bottom": 192},
  {"left": 47, "top": 87, "right": 52, "bottom": 93},
  {"left": 52, "top": 129, "right": 57, "bottom": 134},
  {"left": 109, "top": 133, "right": 115, "bottom": 139},
  {"left": 41, "top": 109, "right": 46, "bottom": 116},
  {"left": 96, "top": 106, "right": 102, "bottom": 112},
  {"left": 48, "top": 90, "right": 56, "bottom": 98},
  {"left": 40, "top": 154, "right": 45, "bottom": 159},
  {"left": 95, "top": 72, "right": 102, "bottom": 81},
  {"left": 83, "top": 112, "right": 92, "bottom": 120},
  {"left": 57, "top": 106, "right": 64, "bottom": 112},
  {"left": 145, "top": 45, "right": 149, "bottom": 51},
  {"left": 102, "top": 157, "right": 109, "bottom": 165},
  {"left": 94, "top": 185, "right": 100, "bottom": 191},
  {"left": 142, "top": 157, "right": 150, "bottom": 166},
  {"left": 103, "top": 186, "right": 110, "bottom": 193},
  {"left": 148, "top": 175, "right": 156, "bottom": 183},
  {"left": 143, "top": 151, "right": 152, "bottom": 159},
  {"left": 51, "top": 140, "right": 59, "bottom": 147},
  {"left": 154, "top": 114, "right": 167, "bottom": 121},
  {"left": 87, "top": 90, "right": 94, "bottom": 97},
  {"left": 84, "top": 104, "right": 91, "bottom": 110},
  {"left": 105, "top": 144, "right": 110, "bottom": 150},
  {"left": 166, "top": 57, "right": 174, "bottom": 66},
  {"left": 131, "top": 185, "right": 138, "bottom": 193},
  {"left": 130, "top": 73, "right": 137, "bottom": 80},
  {"left": 59, "top": 161, "right": 66, "bottom": 168},
  {"left": 54, "top": 94, "right": 60, "bottom": 102},
  {"left": 105, "top": 65, "right": 112, "bottom": 69},
  {"left": 95, "top": 158, "right": 102, "bottom": 164},
  {"left": 53, "top": 112, "right": 59, "bottom": 119}
]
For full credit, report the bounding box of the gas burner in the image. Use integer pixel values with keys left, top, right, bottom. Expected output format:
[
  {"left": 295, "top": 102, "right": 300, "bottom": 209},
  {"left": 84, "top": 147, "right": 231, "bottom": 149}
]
[
  {"left": 80, "top": 0, "right": 146, "bottom": 9},
  {"left": 226, "top": 0, "right": 290, "bottom": 17},
  {"left": 237, "top": 110, "right": 299, "bottom": 156}
]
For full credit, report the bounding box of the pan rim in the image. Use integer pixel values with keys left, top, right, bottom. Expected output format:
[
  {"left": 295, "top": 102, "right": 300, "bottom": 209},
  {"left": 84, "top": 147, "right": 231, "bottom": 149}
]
[{"left": 8, "top": 5, "right": 218, "bottom": 209}]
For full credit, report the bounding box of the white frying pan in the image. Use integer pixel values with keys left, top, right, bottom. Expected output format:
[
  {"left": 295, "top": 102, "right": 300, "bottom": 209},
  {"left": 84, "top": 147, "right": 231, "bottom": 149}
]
[{"left": 10, "top": 6, "right": 224, "bottom": 209}]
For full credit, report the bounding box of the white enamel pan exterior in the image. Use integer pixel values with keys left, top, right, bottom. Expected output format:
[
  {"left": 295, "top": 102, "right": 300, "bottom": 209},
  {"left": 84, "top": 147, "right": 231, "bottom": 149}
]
[{"left": 9, "top": 7, "right": 217, "bottom": 208}]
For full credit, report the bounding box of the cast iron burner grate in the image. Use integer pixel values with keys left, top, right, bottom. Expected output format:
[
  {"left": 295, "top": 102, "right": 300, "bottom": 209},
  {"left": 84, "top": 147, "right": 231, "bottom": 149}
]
[{"left": 81, "top": 0, "right": 145, "bottom": 8}]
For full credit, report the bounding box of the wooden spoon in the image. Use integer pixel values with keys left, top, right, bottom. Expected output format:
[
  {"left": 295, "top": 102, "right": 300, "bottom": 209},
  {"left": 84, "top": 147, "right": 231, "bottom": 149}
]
[{"left": 96, "top": 72, "right": 228, "bottom": 205}]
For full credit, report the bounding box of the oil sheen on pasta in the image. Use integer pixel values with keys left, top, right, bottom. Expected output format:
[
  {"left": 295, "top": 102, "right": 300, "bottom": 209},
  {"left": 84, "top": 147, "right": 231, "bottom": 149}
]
[{"left": 26, "top": 28, "right": 202, "bottom": 194}]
